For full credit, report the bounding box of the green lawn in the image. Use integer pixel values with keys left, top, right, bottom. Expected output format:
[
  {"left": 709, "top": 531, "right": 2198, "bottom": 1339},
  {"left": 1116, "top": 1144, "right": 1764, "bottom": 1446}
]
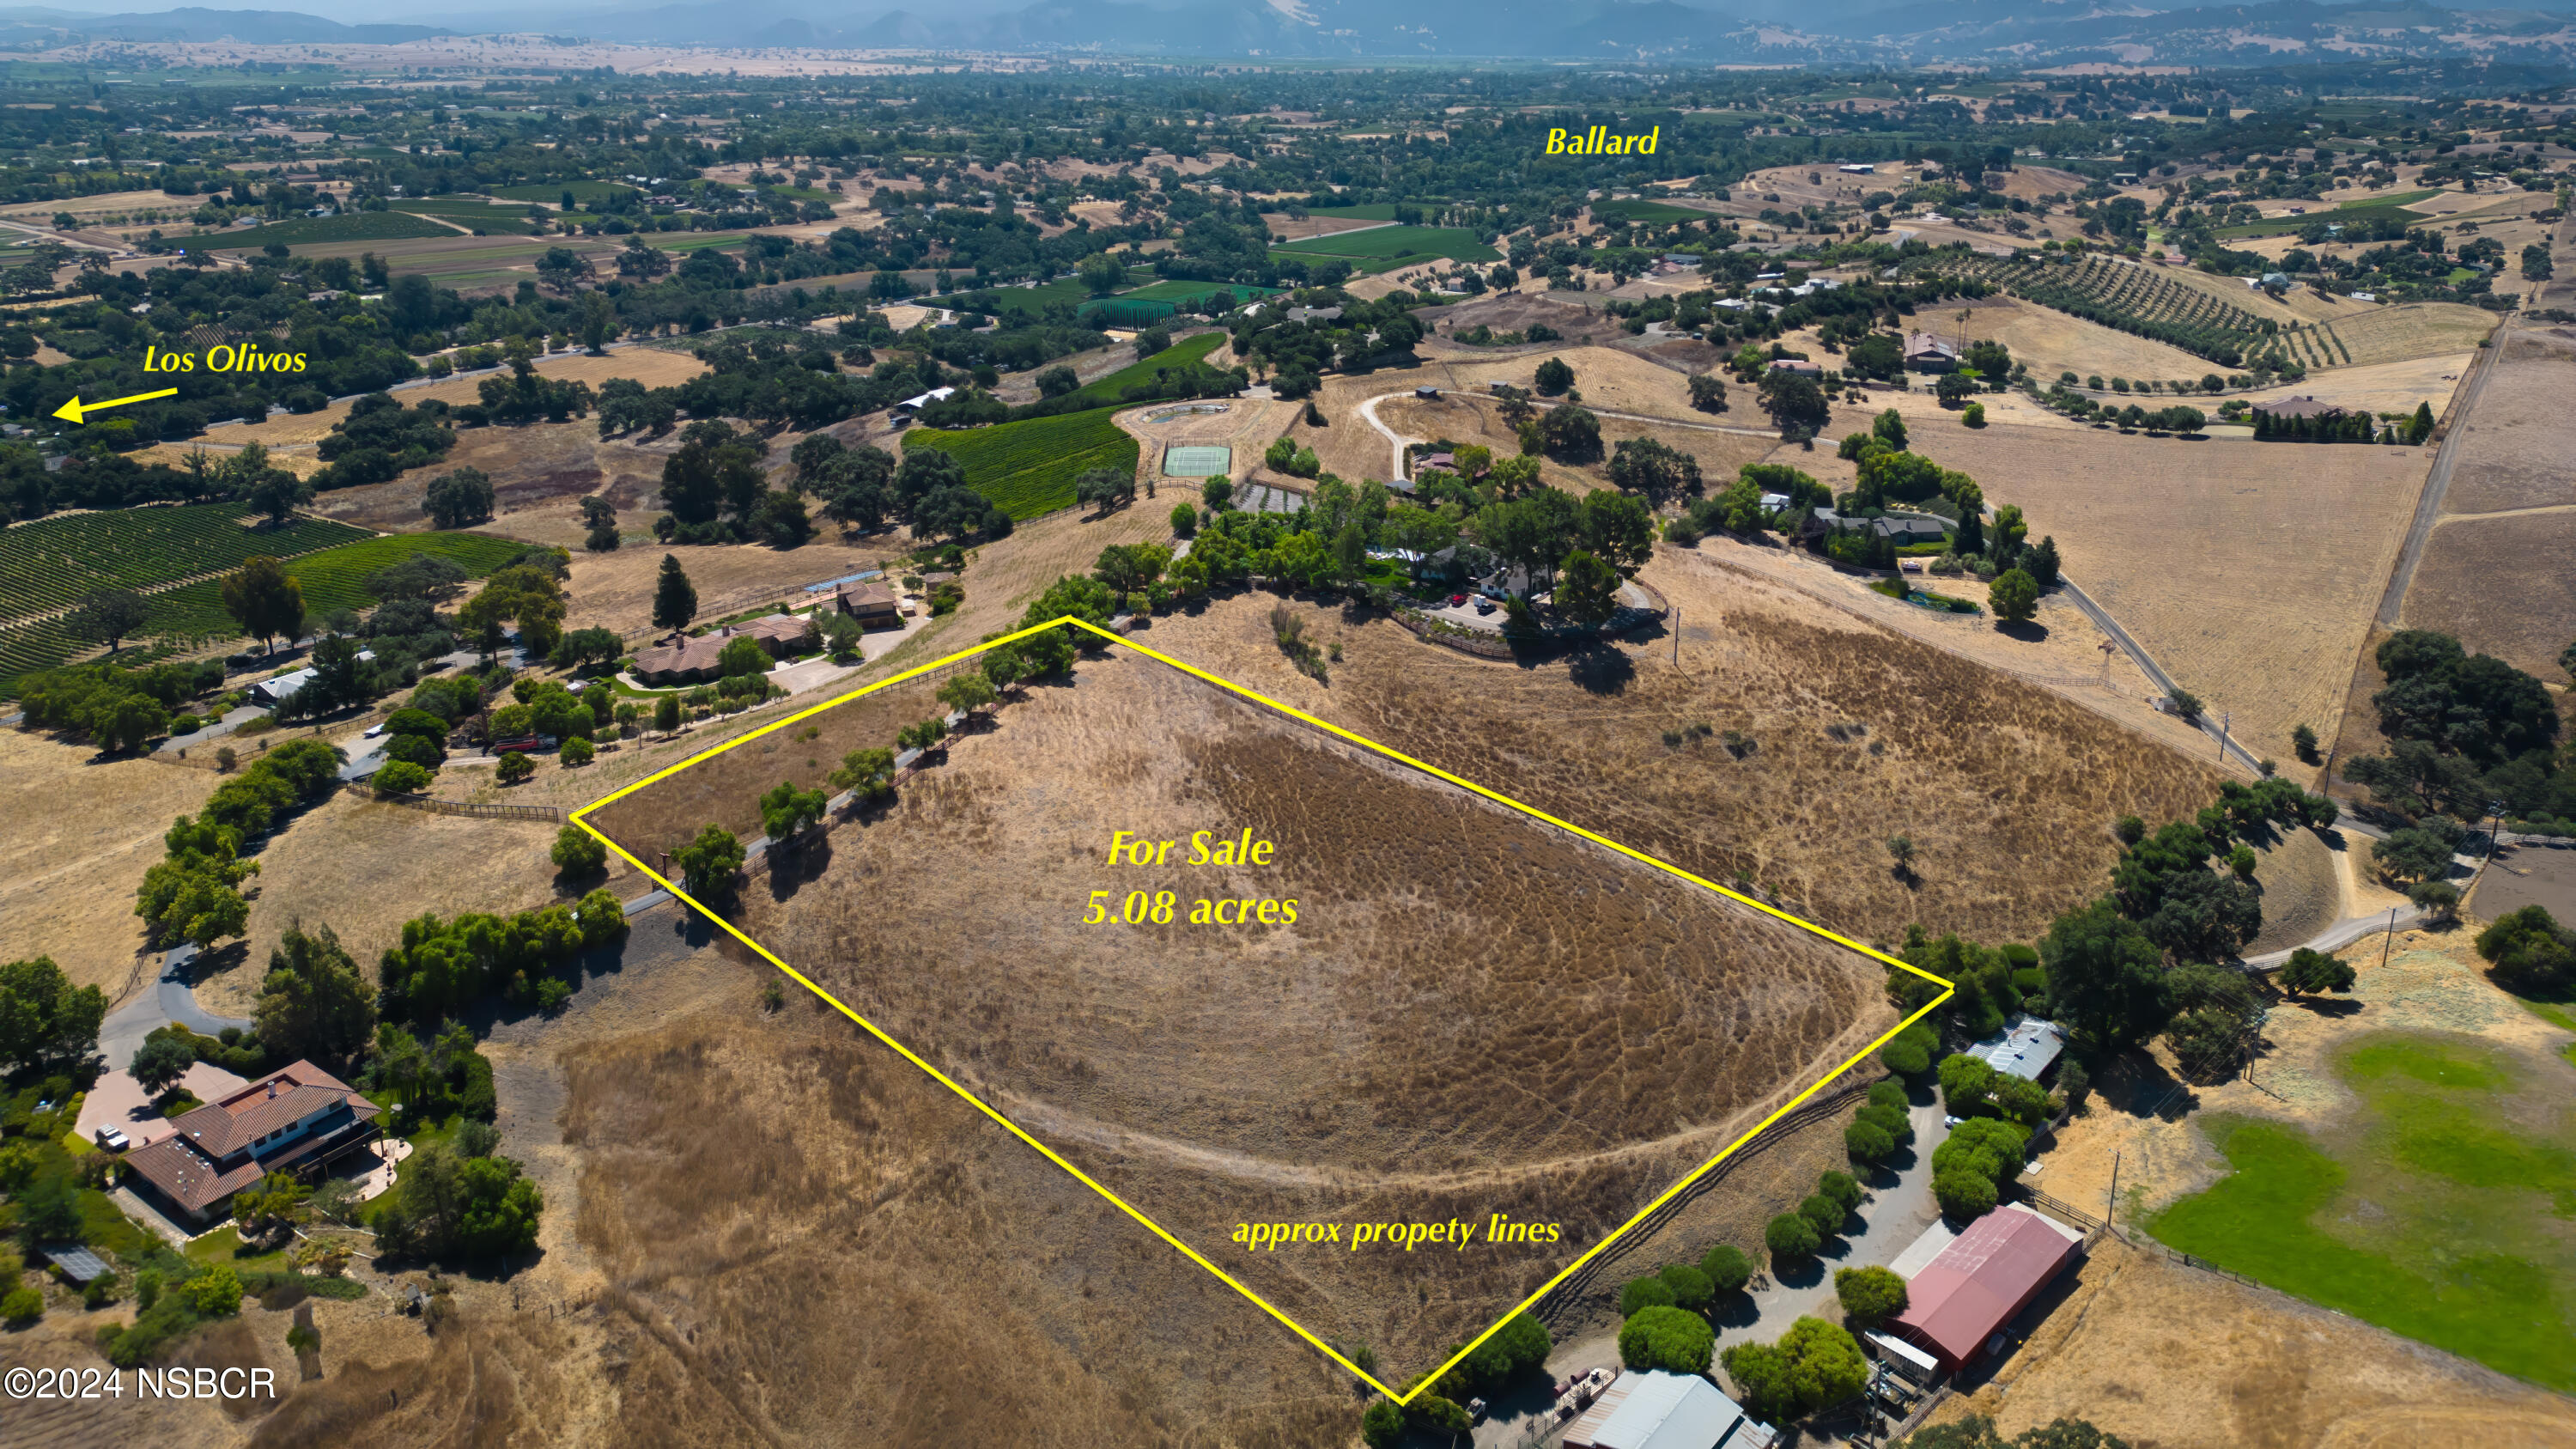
[
  {"left": 2148, "top": 1030, "right": 2576, "bottom": 1389},
  {"left": 1275, "top": 224, "right": 1498, "bottom": 265},
  {"left": 203, "top": 212, "right": 459, "bottom": 249},
  {"left": 1063, "top": 332, "right": 1228, "bottom": 407},
  {"left": 184, "top": 1224, "right": 291, "bottom": 1274},
  {"left": 2342, "top": 189, "right": 2439, "bottom": 210},
  {"left": 904, "top": 407, "right": 1138, "bottom": 520}
]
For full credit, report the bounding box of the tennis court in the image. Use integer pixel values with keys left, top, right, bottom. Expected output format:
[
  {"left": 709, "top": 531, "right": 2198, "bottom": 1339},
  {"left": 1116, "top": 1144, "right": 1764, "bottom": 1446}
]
[{"left": 1163, "top": 444, "right": 1233, "bottom": 477}]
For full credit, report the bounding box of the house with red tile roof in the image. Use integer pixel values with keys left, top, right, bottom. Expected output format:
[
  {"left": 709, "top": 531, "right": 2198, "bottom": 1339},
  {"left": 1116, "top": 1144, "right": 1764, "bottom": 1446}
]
[{"left": 120, "top": 1061, "right": 382, "bottom": 1226}]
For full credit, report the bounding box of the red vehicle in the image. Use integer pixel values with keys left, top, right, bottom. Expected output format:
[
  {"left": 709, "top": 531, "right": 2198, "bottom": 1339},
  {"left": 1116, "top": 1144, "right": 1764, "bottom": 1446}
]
[
  {"left": 1449, "top": 594, "right": 1467, "bottom": 606},
  {"left": 489, "top": 734, "right": 558, "bottom": 755}
]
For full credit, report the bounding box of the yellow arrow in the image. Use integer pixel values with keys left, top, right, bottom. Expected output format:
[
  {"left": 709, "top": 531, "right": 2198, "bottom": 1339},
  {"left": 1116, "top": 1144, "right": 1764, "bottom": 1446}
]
[{"left": 54, "top": 387, "right": 179, "bottom": 424}]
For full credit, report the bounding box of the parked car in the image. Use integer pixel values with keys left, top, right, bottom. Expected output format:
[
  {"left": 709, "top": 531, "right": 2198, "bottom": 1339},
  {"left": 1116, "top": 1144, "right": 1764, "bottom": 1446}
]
[
  {"left": 1474, "top": 598, "right": 1498, "bottom": 615},
  {"left": 94, "top": 1126, "right": 130, "bottom": 1151},
  {"left": 1448, "top": 594, "right": 1467, "bottom": 606},
  {"left": 363, "top": 721, "right": 387, "bottom": 738}
]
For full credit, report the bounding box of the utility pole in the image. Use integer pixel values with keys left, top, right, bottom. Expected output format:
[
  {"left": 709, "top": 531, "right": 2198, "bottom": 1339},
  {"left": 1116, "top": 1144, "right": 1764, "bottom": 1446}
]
[
  {"left": 2218, "top": 709, "right": 2230, "bottom": 763},
  {"left": 2379, "top": 904, "right": 2397, "bottom": 971},
  {"left": 2106, "top": 1151, "right": 2121, "bottom": 1239},
  {"left": 1673, "top": 606, "right": 1680, "bottom": 668},
  {"left": 2099, "top": 638, "right": 2116, "bottom": 685}
]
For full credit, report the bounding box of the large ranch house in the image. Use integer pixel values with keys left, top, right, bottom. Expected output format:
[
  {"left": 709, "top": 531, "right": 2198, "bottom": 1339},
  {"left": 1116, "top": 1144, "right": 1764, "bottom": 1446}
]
[{"left": 121, "top": 1062, "right": 383, "bottom": 1228}]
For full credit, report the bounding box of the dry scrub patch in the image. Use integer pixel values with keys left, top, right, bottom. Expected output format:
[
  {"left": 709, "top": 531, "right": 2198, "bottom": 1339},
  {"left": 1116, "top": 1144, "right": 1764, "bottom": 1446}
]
[
  {"left": 1674, "top": 533, "right": 2232, "bottom": 770},
  {"left": 1897, "top": 418, "right": 2427, "bottom": 767},
  {"left": 0, "top": 728, "right": 216, "bottom": 996},
  {"left": 205, "top": 350, "right": 708, "bottom": 454},
  {"left": 2403, "top": 323, "right": 2576, "bottom": 678},
  {"left": 1928, "top": 1233, "right": 2576, "bottom": 1448},
  {"left": 1132, "top": 590, "right": 2218, "bottom": 947},
  {"left": 2403, "top": 509, "right": 2576, "bottom": 683},
  {"left": 590, "top": 638, "right": 1894, "bottom": 1382},
  {"left": 2436, "top": 326, "right": 2576, "bottom": 514}
]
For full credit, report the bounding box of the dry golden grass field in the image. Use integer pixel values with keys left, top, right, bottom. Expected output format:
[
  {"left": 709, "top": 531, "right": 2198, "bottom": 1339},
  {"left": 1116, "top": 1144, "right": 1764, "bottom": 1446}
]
[
  {"left": 2401, "top": 323, "right": 2576, "bottom": 679},
  {"left": 2306, "top": 301, "right": 2497, "bottom": 368},
  {"left": 0, "top": 728, "right": 216, "bottom": 997},
  {"left": 588, "top": 637, "right": 1893, "bottom": 1383},
  {"left": 1943, "top": 293, "right": 2220, "bottom": 384},
  {"left": 1899, "top": 417, "right": 2429, "bottom": 769},
  {"left": 200, "top": 349, "right": 708, "bottom": 454},
  {"left": 193, "top": 793, "right": 598, "bottom": 1017},
  {"left": 2238, "top": 353, "right": 2470, "bottom": 420}
]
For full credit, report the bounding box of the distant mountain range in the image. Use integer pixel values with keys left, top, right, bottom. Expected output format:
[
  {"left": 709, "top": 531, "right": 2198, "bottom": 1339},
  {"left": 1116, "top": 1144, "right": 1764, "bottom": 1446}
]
[
  {"left": 0, "top": 5, "right": 447, "bottom": 42},
  {"left": 5, "top": 0, "right": 2576, "bottom": 64}
]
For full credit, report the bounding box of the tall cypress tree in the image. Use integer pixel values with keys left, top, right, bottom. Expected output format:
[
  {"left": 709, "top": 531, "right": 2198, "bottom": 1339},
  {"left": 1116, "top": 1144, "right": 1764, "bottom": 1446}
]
[{"left": 652, "top": 553, "right": 697, "bottom": 632}]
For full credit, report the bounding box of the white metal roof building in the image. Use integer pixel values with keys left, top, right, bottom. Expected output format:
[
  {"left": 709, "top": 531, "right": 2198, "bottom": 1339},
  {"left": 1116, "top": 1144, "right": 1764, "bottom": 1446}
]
[
  {"left": 1564, "top": 1371, "right": 1777, "bottom": 1449},
  {"left": 1967, "top": 1014, "right": 2067, "bottom": 1081}
]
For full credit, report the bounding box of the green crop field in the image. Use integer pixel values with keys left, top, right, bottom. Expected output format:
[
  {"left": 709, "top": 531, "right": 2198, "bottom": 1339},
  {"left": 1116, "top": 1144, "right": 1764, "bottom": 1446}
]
[
  {"left": 0, "top": 505, "right": 373, "bottom": 624},
  {"left": 2149, "top": 1031, "right": 2576, "bottom": 1391},
  {"left": 1592, "top": 198, "right": 1710, "bottom": 224},
  {"left": 489, "top": 181, "right": 638, "bottom": 204},
  {"left": 204, "top": 212, "right": 459, "bottom": 249},
  {"left": 1119, "top": 280, "right": 1279, "bottom": 306},
  {"left": 1303, "top": 204, "right": 1403, "bottom": 221},
  {"left": 903, "top": 407, "right": 1138, "bottom": 520},
  {"left": 921, "top": 275, "right": 1111, "bottom": 321},
  {"left": 0, "top": 528, "right": 522, "bottom": 696},
  {"left": 391, "top": 201, "right": 538, "bottom": 236},
  {"left": 1064, "top": 332, "right": 1228, "bottom": 407},
  {"left": 2218, "top": 192, "right": 2442, "bottom": 240},
  {"left": 1276, "top": 225, "right": 1499, "bottom": 264}
]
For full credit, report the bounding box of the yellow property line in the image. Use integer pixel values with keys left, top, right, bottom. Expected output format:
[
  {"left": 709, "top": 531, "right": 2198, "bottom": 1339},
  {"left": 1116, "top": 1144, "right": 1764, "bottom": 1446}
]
[{"left": 571, "top": 615, "right": 1953, "bottom": 1404}]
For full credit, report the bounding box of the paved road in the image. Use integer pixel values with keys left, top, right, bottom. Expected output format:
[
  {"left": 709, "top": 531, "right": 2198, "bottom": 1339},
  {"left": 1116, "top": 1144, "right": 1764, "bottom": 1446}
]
[
  {"left": 97, "top": 942, "right": 253, "bottom": 1071},
  {"left": 2373, "top": 314, "right": 2510, "bottom": 627},
  {"left": 1711, "top": 1093, "right": 1953, "bottom": 1359},
  {"left": 2055, "top": 575, "right": 2263, "bottom": 776},
  {"left": 2241, "top": 906, "right": 2426, "bottom": 969},
  {"left": 1512, "top": 1093, "right": 1952, "bottom": 1443}
]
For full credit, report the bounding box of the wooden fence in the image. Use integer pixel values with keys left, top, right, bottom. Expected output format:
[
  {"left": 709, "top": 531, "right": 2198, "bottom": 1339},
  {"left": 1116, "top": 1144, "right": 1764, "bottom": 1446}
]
[{"left": 349, "top": 781, "right": 568, "bottom": 823}]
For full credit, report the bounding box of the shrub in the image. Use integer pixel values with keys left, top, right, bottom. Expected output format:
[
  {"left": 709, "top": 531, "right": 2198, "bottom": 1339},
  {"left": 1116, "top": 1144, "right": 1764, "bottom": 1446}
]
[
  {"left": 1845, "top": 1118, "right": 1895, "bottom": 1162},
  {"left": 1619, "top": 1275, "right": 1677, "bottom": 1316},
  {"left": 2278, "top": 947, "right": 2355, "bottom": 995},
  {"left": 1765, "top": 1211, "right": 1821, "bottom": 1263},
  {"left": 559, "top": 736, "right": 594, "bottom": 767},
  {"left": 1702, "top": 1244, "right": 1753, "bottom": 1297},
  {"left": 1360, "top": 1400, "right": 1404, "bottom": 1449},
  {"left": 1934, "top": 1163, "right": 2000, "bottom": 1219},
  {"left": 372, "top": 760, "right": 432, "bottom": 795},
  {"left": 187, "top": 1263, "right": 244, "bottom": 1317},
  {"left": 2476, "top": 904, "right": 2575, "bottom": 995},
  {"left": 1798, "top": 1193, "right": 1845, "bottom": 1235},
  {"left": 1660, "top": 1263, "right": 1714, "bottom": 1312},
  {"left": 1834, "top": 1264, "right": 1909, "bottom": 1326},
  {"left": 1867, "top": 1080, "right": 1908, "bottom": 1111},
  {"left": 495, "top": 752, "right": 535, "bottom": 784},
  {"left": 551, "top": 825, "right": 607, "bottom": 877},
  {"left": 1818, "top": 1169, "right": 1864, "bottom": 1215},
  {"left": 1618, "top": 1304, "right": 1714, "bottom": 1375},
  {"left": 1879, "top": 1021, "right": 1936, "bottom": 1075},
  {"left": 1, "top": 1285, "right": 40, "bottom": 1324}
]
